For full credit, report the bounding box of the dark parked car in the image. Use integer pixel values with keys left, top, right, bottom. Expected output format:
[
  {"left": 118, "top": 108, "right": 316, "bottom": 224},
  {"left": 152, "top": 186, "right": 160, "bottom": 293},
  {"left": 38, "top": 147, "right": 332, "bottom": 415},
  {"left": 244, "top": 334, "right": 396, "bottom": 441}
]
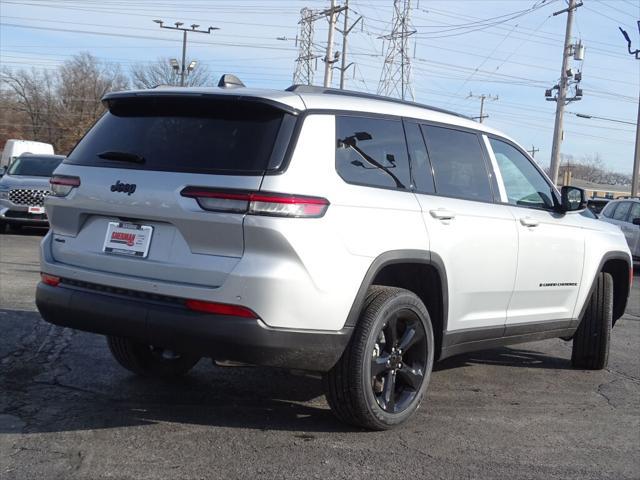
[{"left": 587, "top": 197, "right": 610, "bottom": 215}]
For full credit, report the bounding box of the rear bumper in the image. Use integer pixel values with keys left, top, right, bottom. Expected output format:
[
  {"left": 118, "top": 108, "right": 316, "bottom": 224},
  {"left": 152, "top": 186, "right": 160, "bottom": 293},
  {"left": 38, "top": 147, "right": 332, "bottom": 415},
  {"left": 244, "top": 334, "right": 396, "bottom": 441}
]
[
  {"left": 0, "top": 206, "right": 49, "bottom": 225},
  {"left": 35, "top": 282, "right": 352, "bottom": 372}
]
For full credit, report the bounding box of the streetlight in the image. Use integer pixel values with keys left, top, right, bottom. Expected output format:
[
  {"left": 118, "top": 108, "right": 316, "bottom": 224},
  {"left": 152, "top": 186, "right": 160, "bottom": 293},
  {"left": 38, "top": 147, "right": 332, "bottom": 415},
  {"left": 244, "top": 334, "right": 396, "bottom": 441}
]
[{"left": 154, "top": 19, "right": 219, "bottom": 86}]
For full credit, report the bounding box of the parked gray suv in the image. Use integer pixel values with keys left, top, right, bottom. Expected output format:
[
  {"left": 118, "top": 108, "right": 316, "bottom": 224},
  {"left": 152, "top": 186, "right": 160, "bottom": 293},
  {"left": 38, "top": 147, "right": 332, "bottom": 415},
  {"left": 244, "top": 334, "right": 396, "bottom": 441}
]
[
  {"left": 0, "top": 153, "right": 65, "bottom": 231},
  {"left": 599, "top": 198, "right": 640, "bottom": 261},
  {"left": 36, "top": 83, "right": 632, "bottom": 430}
]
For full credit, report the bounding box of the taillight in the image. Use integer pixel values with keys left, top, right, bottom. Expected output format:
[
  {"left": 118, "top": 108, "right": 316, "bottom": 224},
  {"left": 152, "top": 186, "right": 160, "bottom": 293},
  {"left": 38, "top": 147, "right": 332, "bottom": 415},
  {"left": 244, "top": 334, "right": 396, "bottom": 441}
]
[
  {"left": 185, "top": 299, "right": 258, "bottom": 318},
  {"left": 41, "top": 273, "right": 61, "bottom": 287},
  {"left": 50, "top": 175, "right": 80, "bottom": 197},
  {"left": 181, "top": 188, "right": 329, "bottom": 218}
]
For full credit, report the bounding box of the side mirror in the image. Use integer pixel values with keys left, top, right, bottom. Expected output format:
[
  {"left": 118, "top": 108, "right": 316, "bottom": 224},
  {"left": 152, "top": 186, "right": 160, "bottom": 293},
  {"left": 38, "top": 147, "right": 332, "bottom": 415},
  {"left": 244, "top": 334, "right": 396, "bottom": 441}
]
[
  {"left": 560, "top": 186, "right": 586, "bottom": 212},
  {"left": 632, "top": 217, "right": 640, "bottom": 226},
  {"left": 0, "top": 166, "right": 6, "bottom": 178}
]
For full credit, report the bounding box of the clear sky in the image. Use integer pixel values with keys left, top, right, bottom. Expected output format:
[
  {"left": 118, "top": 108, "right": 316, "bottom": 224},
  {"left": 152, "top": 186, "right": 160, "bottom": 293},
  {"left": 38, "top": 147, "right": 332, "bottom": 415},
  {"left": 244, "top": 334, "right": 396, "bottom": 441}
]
[{"left": 1, "top": 0, "right": 638, "bottom": 173}]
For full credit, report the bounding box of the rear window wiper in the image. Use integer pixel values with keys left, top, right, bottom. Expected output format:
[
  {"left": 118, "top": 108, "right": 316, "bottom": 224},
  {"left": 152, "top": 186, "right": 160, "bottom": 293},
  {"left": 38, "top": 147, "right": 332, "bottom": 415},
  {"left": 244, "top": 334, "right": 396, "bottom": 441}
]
[{"left": 97, "top": 151, "right": 145, "bottom": 164}]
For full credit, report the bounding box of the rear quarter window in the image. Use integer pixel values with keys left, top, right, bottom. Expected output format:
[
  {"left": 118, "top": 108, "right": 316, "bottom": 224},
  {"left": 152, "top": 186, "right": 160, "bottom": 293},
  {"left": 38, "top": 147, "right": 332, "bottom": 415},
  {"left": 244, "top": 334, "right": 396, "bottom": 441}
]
[
  {"left": 65, "top": 96, "right": 295, "bottom": 175},
  {"left": 335, "top": 115, "right": 411, "bottom": 190}
]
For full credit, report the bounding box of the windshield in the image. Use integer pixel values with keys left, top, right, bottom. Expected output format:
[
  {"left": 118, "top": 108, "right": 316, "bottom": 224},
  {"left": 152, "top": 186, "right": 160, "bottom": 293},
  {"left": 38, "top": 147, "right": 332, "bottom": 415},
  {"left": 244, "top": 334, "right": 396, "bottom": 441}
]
[
  {"left": 7, "top": 156, "right": 63, "bottom": 177},
  {"left": 65, "top": 96, "right": 294, "bottom": 175}
]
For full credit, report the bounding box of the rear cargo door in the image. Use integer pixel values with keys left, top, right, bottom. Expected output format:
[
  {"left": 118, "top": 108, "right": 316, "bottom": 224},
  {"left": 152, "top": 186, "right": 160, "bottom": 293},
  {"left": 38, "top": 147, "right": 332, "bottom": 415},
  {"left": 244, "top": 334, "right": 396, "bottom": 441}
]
[{"left": 47, "top": 94, "right": 297, "bottom": 288}]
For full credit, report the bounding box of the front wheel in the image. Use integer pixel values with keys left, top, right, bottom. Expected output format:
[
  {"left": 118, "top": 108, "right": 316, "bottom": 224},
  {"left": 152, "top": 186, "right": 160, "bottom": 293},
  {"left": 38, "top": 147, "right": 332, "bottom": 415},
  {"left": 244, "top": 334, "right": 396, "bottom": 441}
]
[
  {"left": 324, "top": 286, "right": 434, "bottom": 430},
  {"left": 107, "top": 336, "right": 201, "bottom": 378},
  {"left": 571, "top": 272, "right": 613, "bottom": 370}
]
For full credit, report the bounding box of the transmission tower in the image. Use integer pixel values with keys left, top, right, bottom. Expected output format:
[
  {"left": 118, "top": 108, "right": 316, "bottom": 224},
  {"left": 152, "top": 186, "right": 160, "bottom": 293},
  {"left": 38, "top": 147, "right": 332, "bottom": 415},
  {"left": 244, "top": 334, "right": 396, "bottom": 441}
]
[
  {"left": 293, "top": 8, "right": 320, "bottom": 85},
  {"left": 378, "top": 0, "right": 415, "bottom": 100}
]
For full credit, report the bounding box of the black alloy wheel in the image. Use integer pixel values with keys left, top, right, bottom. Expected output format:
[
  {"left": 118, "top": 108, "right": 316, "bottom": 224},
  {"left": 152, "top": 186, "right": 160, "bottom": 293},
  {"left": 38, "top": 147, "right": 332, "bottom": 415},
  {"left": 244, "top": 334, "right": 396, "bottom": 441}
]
[{"left": 369, "top": 310, "right": 428, "bottom": 413}]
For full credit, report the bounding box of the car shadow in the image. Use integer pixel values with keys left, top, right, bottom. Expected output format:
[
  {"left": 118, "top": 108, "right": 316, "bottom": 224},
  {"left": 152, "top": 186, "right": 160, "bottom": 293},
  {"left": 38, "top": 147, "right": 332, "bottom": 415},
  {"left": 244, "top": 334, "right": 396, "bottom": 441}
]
[
  {"left": 434, "top": 345, "right": 573, "bottom": 371},
  {"left": 0, "top": 311, "right": 576, "bottom": 435},
  {"left": 4, "top": 226, "right": 48, "bottom": 236},
  {"left": 1, "top": 310, "right": 362, "bottom": 434}
]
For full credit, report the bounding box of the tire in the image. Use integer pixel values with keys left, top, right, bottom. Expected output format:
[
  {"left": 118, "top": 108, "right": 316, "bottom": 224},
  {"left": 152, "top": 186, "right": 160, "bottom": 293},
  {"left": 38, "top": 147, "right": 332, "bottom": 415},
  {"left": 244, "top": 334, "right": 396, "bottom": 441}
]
[
  {"left": 571, "top": 272, "right": 613, "bottom": 370},
  {"left": 324, "top": 286, "right": 434, "bottom": 430},
  {"left": 107, "top": 335, "right": 201, "bottom": 378}
]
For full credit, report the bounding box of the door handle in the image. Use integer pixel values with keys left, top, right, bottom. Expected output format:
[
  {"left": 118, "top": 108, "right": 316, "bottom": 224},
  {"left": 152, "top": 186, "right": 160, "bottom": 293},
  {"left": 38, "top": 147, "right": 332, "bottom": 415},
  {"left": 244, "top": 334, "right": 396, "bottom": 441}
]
[
  {"left": 430, "top": 209, "right": 456, "bottom": 220},
  {"left": 520, "top": 217, "right": 540, "bottom": 227}
]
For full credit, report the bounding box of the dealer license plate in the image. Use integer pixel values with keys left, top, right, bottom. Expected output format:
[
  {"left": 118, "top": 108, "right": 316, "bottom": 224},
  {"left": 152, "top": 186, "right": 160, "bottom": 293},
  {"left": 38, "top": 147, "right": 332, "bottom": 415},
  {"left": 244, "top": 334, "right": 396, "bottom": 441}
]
[
  {"left": 28, "top": 206, "right": 45, "bottom": 214},
  {"left": 103, "top": 222, "right": 153, "bottom": 258}
]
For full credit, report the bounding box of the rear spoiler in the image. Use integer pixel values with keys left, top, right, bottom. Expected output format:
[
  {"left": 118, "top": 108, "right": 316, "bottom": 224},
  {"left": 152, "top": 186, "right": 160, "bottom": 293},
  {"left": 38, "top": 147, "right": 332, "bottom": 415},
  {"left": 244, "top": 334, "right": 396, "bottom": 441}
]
[{"left": 101, "top": 91, "right": 301, "bottom": 116}]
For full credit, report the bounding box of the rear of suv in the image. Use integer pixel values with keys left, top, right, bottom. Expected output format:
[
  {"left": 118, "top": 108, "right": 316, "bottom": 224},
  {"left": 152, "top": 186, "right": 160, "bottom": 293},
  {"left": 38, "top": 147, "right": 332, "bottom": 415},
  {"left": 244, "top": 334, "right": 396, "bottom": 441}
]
[{"left": 36, "top": 83, "right": 632, "bottom": 430}]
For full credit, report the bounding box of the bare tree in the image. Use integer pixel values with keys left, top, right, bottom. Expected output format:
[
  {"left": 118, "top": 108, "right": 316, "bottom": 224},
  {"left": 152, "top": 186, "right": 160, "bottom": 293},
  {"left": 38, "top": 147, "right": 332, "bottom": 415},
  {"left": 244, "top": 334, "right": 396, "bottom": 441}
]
[
  {"left": 1, "top": 67, "right": 58, "bottom": 144},
  {"left": 130, "top": 57, "right": 212, "bottom": 88},
  {"left": 56, "top": 52, "right": 128, "bottom": 152},
  {"left": 559, "top": 152, "right": 631, "bottom": 186}
]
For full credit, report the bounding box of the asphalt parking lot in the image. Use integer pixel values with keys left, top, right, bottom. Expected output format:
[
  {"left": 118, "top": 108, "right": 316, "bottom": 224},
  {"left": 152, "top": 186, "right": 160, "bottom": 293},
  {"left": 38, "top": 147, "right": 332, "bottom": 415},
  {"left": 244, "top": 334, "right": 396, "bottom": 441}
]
[{"left": 1, "top": 228, "right": 639, "bottom": 480}]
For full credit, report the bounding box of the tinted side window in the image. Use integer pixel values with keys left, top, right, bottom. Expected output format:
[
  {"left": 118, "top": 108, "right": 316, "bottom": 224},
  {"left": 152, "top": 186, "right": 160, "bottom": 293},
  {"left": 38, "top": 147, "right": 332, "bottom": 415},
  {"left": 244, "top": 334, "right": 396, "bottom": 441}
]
[
  {"left": 601, "top": 202, "right": 618, "bottom": 218},
  {"left": 612, "top": 202, "right": 631, "bottom": 221},
  {"left": 420, "top": 125, "right": 493, "bottom": 202},
  {"left": 629, "top": 202, "right": 640, "bottom": 223},
  {"left": 404, "top": 122, "right": 435, "bottom": 193},
  {"left": 489, "top": 138, "right": 555, "bottom": 210},
  {"left": 336, "top": 116, "right": 411, "bottom": 190}
]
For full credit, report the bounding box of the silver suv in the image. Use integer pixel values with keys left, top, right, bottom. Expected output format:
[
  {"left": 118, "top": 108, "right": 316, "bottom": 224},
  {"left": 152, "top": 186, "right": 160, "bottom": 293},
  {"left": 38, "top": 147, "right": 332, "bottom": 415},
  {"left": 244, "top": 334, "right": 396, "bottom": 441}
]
[
  {"left": 598, "top": 198, "right": 640, "bottom": 262},
  {"left": 0, "top": 153, "right": 65, "bottom": 231},
  {"left": 36, "top": 82, "right": 632, "bottom": 429}
]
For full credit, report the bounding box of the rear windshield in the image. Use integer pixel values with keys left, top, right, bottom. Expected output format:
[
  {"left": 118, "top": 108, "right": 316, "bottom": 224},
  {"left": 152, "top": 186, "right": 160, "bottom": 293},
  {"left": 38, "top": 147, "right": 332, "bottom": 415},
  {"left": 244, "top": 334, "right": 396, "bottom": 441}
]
[
  {"left": 65, "top": 96, "right": 294, "bottom": 175},
  {"left": 8, "top": 156, "right": 63, "bottom": 177}
]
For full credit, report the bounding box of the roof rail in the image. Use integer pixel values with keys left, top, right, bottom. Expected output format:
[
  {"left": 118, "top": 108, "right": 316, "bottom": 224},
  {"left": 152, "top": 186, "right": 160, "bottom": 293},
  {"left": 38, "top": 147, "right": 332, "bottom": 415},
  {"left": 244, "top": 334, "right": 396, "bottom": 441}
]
[{"left": 285, "top": 84, "right": 469, "bottom": 119}]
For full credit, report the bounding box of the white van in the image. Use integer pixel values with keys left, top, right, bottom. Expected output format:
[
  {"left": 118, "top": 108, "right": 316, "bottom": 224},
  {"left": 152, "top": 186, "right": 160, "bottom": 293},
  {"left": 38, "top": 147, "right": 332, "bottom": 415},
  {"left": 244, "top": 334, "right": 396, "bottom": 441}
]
[{"left": 1, "top": 140, "right": 55, "bottom": 171}]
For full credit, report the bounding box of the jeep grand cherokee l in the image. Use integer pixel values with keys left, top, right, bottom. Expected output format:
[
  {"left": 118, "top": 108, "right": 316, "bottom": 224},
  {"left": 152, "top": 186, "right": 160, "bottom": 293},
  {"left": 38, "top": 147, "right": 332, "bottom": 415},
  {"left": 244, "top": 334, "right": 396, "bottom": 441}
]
[{"left": 36, "top": 82, "right": 632, "bottom": 430}]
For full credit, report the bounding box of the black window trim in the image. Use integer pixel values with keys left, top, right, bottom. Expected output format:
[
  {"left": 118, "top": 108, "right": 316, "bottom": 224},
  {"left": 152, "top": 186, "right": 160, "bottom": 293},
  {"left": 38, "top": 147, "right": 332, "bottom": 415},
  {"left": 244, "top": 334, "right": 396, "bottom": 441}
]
[
  {"left": 485, "top": 134, "right": 562, "bottom": 213},
  {"left": 401, "top": 118, "right": 434, "bottom": 194}
]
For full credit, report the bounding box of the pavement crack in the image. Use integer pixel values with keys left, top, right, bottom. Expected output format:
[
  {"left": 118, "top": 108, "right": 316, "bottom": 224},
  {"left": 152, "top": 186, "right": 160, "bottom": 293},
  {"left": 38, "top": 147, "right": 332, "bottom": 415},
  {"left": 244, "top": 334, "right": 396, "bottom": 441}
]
[{"left": 596, "top": 380, "right": 617, "bottom": 409}]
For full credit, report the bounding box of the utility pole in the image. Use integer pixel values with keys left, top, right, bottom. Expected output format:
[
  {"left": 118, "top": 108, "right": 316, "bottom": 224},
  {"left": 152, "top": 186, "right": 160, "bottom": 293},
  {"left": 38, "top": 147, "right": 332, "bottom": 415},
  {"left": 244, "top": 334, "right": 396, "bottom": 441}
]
[
  {"left": 323, "top": 0, "right": 344, "bottom": 88},
  {"left": 153, "top": 19, "right": 218, "bottom": 87},
  {"left": 293, "top": 8, "right": 321, "bottom": 85},
  {"left": 547, "top": 0, "right": 583, "bottom": 186},
  {"left": 634, "top": 97, "right": 640, "bottom": 197},
  {"left": 336, "top": 0, "right": 363, "bottom": 90},
  {"left": 619, "top": 22, "right": 640, "bottom": 196},
  {"left": 528, "top": 146, "right": 540, "bottom": 158},
  {"left": 468, "top": 92, "right": 498, "bottom": 123},
  {"left": 378, "top": 0, "right": 416, "bottom": 100}
]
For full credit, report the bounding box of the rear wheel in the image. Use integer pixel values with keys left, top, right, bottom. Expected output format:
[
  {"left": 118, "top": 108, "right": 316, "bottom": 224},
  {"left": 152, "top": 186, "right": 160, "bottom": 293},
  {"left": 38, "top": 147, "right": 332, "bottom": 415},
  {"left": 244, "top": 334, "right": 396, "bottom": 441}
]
[
  {"left": 107, "top": 335, "right": 201, "bottom": 377},
  {"left": 324, "top": 286, "right": 434, "bottom": 430},
  {"left": 571, "top": 272, "right": 613, "bottom": 370}
]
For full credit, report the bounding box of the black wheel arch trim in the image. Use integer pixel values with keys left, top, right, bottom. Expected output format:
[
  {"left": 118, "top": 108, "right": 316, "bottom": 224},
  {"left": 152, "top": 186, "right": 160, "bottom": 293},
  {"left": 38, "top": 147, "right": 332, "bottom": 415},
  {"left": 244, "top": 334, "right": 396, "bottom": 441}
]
[
  {"left": 344, "top": 249, "right": 449, "bottom": 330},
  {"left": 578, "top": 250, "right": 631, "bottom": 325}
]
